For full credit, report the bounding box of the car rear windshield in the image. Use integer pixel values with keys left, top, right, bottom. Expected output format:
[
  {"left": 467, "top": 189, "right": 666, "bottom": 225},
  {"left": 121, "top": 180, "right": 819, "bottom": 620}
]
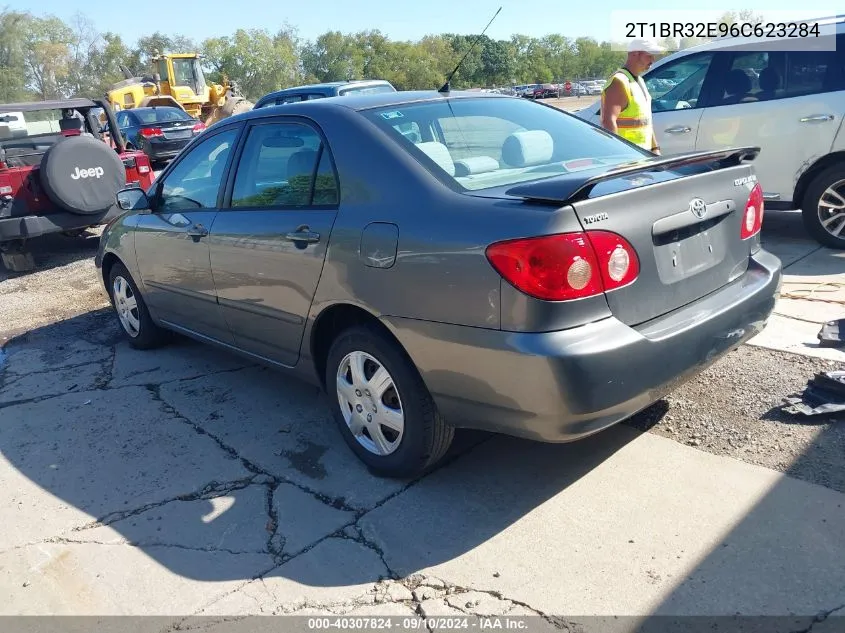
[
  {"left": 360, "top": 96, "right": 648, "bottom": 191},
  {"left": 134, "top": 107, "right": 193, "bottom": 124},
  {"left": 339, "top": 84, "right": 396, "bottom": 96}
]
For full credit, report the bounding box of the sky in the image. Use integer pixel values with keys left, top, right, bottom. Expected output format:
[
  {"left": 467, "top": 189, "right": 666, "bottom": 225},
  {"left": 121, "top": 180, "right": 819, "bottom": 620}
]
[{"left": 9, "top": 0, "right": 843, "bottom": 47}]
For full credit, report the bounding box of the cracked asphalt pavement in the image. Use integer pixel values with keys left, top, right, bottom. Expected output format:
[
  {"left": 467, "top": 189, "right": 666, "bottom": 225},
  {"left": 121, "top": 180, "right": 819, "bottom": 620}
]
[{"left": 2, "top": 213, "right": 845, "bottom": 629}]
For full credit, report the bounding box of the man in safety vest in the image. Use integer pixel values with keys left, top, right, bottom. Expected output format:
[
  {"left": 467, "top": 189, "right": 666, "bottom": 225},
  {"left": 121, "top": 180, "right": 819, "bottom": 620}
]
[{"left": 600, "top": 37, "right": 665, "bottom": 154}]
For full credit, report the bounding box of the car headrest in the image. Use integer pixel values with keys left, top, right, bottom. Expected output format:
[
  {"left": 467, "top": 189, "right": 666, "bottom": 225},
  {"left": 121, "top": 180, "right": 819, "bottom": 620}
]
[
  {"left": 759, "top": 67, "right": 781, "bottom": 92},
  {"left": 502, "top": 130, "right": 554, "bottom": 167},
  {"left": 59, "top": 117, "right": 84, "bottom": 132},
  {"left": 416, "top": 141, "right": 455, "bottom": 176},
  {"left": 724, "top": 69, "right": 752, "bottom": 98},
  {"left": 287, "top": 149, "right": 318, "bottom": 179},
  {"left": 454, "top": 156, "right": 500, "bottom": 177}
]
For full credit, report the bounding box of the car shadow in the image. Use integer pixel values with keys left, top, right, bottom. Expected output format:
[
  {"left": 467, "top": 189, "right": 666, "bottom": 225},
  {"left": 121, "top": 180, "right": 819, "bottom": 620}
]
[
  {"left": 0, "top": 229, "right": 102, "bottom": 279},
  {"left": 0, "top": 308, "right": 653, "bottom": 589}
]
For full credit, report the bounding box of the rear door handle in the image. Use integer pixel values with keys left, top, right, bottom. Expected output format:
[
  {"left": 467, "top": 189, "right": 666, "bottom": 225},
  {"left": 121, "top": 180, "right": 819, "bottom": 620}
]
[
  {"left": 800, "top": 114, "right": 834, "bottom": 123},
  {"left": 284, "top": 229, "right": 320, "bottom": 244},
  {"left": 665, "top": 125, "right": 692, "bottom": 134}
]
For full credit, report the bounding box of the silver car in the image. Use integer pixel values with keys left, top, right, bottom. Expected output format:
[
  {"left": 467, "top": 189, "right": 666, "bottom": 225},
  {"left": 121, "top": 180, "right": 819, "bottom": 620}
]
[{"left": 96, "top": 90, "right": 782, "bottom": 478}]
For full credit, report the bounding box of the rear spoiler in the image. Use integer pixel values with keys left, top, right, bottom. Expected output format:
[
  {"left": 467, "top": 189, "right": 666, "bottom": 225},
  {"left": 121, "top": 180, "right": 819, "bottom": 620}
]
[{"left": 505, "top": 146, "right": 761, "bottom": 205}]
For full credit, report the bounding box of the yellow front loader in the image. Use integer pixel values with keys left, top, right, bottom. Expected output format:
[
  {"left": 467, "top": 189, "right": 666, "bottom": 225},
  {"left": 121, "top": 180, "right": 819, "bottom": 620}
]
[{"left": 105, "top": 52, "right": 253, "bottom": 126}]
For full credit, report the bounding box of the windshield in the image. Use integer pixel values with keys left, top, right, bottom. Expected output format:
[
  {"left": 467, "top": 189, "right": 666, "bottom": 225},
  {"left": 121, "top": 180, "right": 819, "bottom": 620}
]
[
  {"left": 360, "top": 96, "right": 648, "bottom": 191},
  {"left": 133, "top": 107, "right": 193, "bottom": 124},
  {"left": 171, "top": 58, "right": 206, "bottom": 94},
  {"left": 0, "top": 108, "right": 96, "bottom": 141}
]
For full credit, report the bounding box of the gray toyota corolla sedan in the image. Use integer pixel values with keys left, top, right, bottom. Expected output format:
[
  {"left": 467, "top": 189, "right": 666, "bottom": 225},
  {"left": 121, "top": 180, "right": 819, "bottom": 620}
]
[{"left": 95, "top": 90, "right": 782, "bottom": 478}]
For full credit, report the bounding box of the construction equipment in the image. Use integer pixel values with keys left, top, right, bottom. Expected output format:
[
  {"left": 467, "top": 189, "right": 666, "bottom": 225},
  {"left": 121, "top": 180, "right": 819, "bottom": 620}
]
[{"left": 105, "top": 52, "right": 253, "bottom": 127}]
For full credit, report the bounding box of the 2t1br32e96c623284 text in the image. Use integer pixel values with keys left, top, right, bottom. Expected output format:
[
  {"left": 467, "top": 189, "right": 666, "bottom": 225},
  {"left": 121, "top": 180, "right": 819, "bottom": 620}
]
[{"left": 625, "top": 21, "right": 821, "bottom": 39}]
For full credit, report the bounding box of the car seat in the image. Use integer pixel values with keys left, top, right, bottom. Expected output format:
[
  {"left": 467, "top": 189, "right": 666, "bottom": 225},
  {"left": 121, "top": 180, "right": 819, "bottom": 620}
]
[
  {"left": 723, "top": 69, "right": 753, "bottom": 104},
  {"left": 758, "top": 67, "right": 781, "bottom": 101}
]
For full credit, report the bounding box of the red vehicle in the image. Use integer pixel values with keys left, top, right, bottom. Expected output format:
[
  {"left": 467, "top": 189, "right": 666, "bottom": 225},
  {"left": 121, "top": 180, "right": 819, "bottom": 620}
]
[
  {"left": 0, "top": 97, "right": 154, "bottom": 272},
  {"left": 531, "top": 83, "right": 560, "bottom": 99}
]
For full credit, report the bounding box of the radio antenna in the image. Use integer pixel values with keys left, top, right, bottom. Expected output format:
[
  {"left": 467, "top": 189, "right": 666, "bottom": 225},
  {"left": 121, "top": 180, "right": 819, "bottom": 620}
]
[{"left": 438, "top": 6, "right": 503, "bottom": 94}]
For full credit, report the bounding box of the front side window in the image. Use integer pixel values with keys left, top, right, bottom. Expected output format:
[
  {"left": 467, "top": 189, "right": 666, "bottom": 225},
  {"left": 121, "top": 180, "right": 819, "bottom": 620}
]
[
  {"left": 645, "top": 52, "right": 715, "bottom": 111},
  {"left": 230, "top": 121, "right": 337, "bottom": 208},
  {"left": 157, "top": 60, "right": 169, "bottom": 82},
  {"left": 361, "top": 96, "right": 647, "bottom": 191},
  {"left": 157, "top": 128, "right": 238, "bottom": 211}
]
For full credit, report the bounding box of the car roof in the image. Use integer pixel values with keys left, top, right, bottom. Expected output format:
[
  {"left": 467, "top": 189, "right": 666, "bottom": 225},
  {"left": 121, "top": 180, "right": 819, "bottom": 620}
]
[
  {"left": 127, "top": 105, "right": 185, "bottom": 111},
  {"left": 214, "top": 89, "right": 510, "bottom": 130},
  {"left": 0, "top": 98, "right": 99, "bottom": 113},
  {"left": 261, "top": 89, "right": 504, "bottom": 114},
  {"left": 260, "top": 79, "right": 393, "bottom": 97}
]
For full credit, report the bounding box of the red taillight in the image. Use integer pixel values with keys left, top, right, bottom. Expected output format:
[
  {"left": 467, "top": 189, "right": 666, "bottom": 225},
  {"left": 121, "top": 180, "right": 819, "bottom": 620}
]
[
  {"left": 192, "top": 122, "right": 206, "bottom": 133},
  {"left": 585, "top": 230, "right": 640, "bottom": 290},
  {"left": 485, "top": 231, "right": 639, "bottom": 301},
  {"left": 139, "top": 127, "right": 163, "bottom": 138},
  {"left": 741, "top": 182, "right": 764, "bottom": 240}
]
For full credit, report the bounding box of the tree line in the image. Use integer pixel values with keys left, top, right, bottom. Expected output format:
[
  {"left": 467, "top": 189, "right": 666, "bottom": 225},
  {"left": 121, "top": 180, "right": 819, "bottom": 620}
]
[{"left": 0, "top": 8, "right": 756, "bottom": 104}]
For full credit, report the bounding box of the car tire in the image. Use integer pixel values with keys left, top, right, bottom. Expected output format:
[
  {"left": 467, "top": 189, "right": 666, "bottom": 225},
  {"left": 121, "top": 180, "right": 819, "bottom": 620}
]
[
  {"left": 325, "top": 324, "right": 454, "bottom": 479},
  {"left": 801, "top": 163, "right": 845, "bottom": 249},
  {"left": 107, "top": 261, "right": 170, "bottom": 349}
]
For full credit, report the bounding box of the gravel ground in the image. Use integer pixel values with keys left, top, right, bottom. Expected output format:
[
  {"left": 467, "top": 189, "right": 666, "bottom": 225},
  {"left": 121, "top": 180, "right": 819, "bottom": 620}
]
[
  {"left": 0, "top": 229, "right": 110, "bottom": 345},
  {"left": 543, "top": 95, "right": 594, "bottom": 112},
  {"left": 625, "top": 345, "right": 845, "bottom": 493}
]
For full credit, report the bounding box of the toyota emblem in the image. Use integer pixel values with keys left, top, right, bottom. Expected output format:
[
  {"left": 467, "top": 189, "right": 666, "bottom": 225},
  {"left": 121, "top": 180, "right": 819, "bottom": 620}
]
[{"left": 690, "top": 198, "right": 707, "bottom": 219}]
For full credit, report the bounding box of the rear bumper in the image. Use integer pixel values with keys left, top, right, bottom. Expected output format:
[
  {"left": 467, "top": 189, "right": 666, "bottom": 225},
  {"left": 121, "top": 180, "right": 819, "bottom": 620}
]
[
  {"left": 0, "top": 206, "right": 123, "bottom": 242},
  {"left": 384, "top": 249, "right": 782, "bottom": 442},
  {"left": 144, "top": 138, "right": 191, "bottom": 161}
]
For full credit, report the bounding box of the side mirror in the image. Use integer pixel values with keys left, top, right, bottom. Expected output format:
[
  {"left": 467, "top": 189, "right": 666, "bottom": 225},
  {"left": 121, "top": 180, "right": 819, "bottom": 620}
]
[{"left": 117, "top": 187, "right": 150, "bottom": 212}]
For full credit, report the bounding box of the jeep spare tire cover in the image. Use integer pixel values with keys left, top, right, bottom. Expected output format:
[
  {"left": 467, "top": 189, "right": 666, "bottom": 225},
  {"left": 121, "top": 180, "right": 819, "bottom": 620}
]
[{"left": 40, "top": 135, "right": 126, "bottom": 215}]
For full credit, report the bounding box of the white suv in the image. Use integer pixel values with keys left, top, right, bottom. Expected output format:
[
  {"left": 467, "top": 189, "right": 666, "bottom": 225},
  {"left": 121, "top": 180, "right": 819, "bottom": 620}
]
[{"left": 574, "top": 16, "right": 845, "bottom": 249}]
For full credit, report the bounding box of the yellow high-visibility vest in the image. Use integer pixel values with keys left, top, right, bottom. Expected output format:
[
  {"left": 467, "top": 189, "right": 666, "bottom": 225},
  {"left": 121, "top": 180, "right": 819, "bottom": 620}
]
[{"left": 602, "top": 68, "right": 653, "bottom": 149}]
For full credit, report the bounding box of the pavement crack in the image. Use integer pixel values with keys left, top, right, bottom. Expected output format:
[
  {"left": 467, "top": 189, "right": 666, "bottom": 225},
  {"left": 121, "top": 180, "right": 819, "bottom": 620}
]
[
  {"left": 98, "top": 344, "right": 117, "bottom": 389},
  {"left": 790, "top": 602, "right": 845, "bottom": 633},
  {"left": 71, "top": 476, "right": 259, "bottom": 531},
  {"left": 146, "top": 383, "right": 364, "bottom": 516},
  {"left": 37, "top": 536, "right": 265, "bottom": 556},
  {"left": 402, "top": 575, "right": 580, "bottom": 629},
  {"left": 1, "top": 358, "right": 108, "bottom": 387},
  {"left": 336, "top": 523, "right": 397, "bottom": 581},
  {"left": 265, "top": 480, "right": 284, "bottom": 563}
]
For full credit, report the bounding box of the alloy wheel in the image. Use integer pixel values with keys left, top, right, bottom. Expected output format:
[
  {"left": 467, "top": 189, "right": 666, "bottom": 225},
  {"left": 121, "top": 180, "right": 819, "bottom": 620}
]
[{"left": 817, "top": 178, "right": 845, "bottom": 239}]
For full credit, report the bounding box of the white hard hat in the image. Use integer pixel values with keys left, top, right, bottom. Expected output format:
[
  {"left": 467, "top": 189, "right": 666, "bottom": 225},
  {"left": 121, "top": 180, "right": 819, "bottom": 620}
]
[{"left": 628, "top": 37, "right": 666, "bottom": 54}]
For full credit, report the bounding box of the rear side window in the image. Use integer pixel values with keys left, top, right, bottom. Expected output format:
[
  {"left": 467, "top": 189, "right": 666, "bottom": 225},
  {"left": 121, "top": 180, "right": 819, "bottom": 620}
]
[
  {"left": 719, "top": 37, "right": 844, "bottom": 104},
  {"left": 116, "top": 111, "right": 132, "bottom": 128},
  {"left": 230, "top": 121, "right": 338, "bottom": 208},
  {"left": 361, "top": 97, "right": 646, "bottom": 191}
]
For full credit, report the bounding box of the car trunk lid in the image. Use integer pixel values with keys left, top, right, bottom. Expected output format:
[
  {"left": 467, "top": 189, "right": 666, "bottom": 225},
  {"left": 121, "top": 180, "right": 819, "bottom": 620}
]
[
  {"left": 142, "top": 119, "right": 197, "bottom": 141},
  {"left": 502, "top": 148, "right": 762, "bottom": 326}
]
